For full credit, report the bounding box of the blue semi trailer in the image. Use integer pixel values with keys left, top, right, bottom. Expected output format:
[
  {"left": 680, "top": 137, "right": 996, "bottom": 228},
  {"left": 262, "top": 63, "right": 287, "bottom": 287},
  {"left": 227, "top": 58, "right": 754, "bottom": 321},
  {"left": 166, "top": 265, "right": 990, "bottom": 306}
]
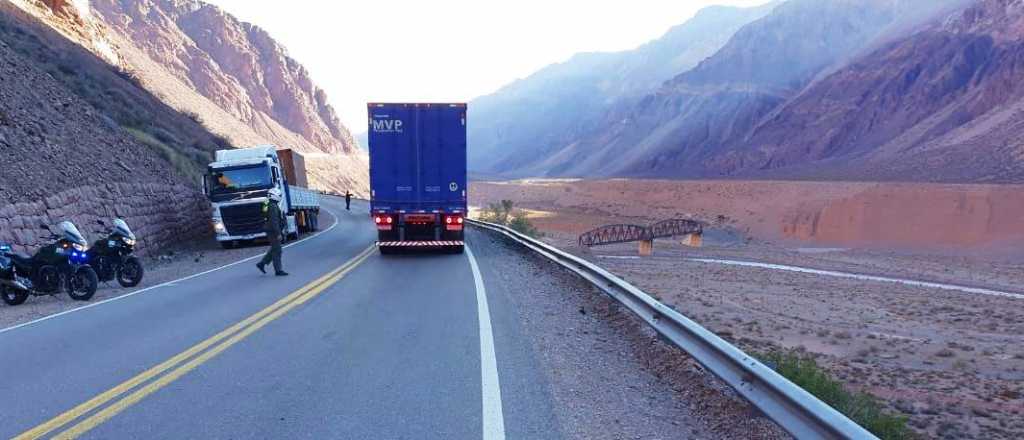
[{"left": 367, "top": 103, "right": 467, "bottom": 254}]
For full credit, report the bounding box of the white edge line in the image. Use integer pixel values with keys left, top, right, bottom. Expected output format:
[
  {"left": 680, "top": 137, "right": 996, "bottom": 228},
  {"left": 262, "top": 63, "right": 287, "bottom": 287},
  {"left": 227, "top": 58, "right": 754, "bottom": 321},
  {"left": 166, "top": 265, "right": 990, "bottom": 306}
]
[
  {"left": 0, "top": 208, "right": 342, "bottom": 336},
  {"left": 465, "top": 245, "right": 506, "bottom": 440},
  {"left": 688, "top": 257, "right": 1024, "bottom": 300}
]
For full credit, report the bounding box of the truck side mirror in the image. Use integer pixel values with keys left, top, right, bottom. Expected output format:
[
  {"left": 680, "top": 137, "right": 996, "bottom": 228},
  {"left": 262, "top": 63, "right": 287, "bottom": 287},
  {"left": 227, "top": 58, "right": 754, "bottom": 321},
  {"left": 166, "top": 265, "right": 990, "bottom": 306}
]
[{"left": 201, "top": 175, "right": 209, "bottom": 195}]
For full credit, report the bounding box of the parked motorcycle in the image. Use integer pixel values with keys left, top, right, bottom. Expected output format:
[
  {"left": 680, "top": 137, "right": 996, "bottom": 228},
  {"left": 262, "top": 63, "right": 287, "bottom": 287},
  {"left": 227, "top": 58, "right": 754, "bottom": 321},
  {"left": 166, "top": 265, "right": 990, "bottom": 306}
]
[
  {"left": 88, "top": 218, "right": 144, "bottom": 288},
  {"left": 0, "top": 221, "right": 99, "bottom": 305}
]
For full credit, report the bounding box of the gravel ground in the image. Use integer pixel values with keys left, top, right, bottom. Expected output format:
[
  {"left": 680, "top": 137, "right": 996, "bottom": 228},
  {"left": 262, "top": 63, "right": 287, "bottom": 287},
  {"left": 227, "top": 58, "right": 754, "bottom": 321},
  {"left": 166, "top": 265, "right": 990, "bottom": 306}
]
[
  {"left": 469, "top": 228, "right": 790, "bottom": 440},
  {"left": 575, "top": 241, "right": 1024, "bottom": 440},
  {"left": 0, "top": 210, "right": 336, "bottom": 330}
]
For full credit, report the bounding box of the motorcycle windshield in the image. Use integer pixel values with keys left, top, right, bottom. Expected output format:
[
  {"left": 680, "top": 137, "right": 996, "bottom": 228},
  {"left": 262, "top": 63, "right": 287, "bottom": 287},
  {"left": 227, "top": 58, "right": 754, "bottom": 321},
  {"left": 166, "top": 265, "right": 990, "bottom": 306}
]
[
  {"left": 112, "top": 219, "right": 136, "bottom": 240},
  {"left": 58, "top": 221, "right": 88, "bottom": 246}
]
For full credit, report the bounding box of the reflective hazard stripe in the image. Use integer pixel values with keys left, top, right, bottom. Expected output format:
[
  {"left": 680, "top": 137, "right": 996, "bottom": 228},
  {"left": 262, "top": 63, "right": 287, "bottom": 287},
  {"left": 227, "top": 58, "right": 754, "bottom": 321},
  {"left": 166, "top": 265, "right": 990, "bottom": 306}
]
[{"left": 376, "top": 241, "right": 464, "bottom": 247}]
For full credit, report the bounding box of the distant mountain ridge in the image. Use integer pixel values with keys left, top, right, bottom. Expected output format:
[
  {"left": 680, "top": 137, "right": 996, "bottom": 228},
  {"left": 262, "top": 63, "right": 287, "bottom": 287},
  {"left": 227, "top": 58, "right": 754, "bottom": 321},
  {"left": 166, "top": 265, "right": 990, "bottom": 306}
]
[
  {"left": 467, "top": 2, "right": 778, "bottom": 173},
  {"left": 470, "top": 0, "right": 1024, "bottom": 184},
  {"left": 734, "top": 0, "right": 1024, "bottom": 182},
  {"left": 541, "top": 0, "right": 943, "bottom": 178}
]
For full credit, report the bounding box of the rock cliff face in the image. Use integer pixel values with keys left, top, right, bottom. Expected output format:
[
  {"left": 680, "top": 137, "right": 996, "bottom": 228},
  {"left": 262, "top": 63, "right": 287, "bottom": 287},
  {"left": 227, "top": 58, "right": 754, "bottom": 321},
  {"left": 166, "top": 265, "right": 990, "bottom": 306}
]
[
  {"left": 13, "top": 0, "right": 120, "bottom": 64},
  {"left": 4, "top": 0, "right": 368, "bottom": 195},
  {"left": 91, "top": 0, "right": 357, "bottom": 156}
]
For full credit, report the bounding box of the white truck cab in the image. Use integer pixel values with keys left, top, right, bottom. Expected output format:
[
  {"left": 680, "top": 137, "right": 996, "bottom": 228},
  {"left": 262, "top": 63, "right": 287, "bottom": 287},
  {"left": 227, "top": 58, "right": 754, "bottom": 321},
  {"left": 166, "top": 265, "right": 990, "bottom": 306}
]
[{"left": 204, "top": 146, "right": 320, "bottom": 249}]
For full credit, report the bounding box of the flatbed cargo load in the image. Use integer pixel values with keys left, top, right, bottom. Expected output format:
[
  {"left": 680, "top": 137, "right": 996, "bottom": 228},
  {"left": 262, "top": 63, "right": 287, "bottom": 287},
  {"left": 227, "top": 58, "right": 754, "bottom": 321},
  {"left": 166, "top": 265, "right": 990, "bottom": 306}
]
[{"left": 276, "top": 148, "right": 309, "bottom": 188}]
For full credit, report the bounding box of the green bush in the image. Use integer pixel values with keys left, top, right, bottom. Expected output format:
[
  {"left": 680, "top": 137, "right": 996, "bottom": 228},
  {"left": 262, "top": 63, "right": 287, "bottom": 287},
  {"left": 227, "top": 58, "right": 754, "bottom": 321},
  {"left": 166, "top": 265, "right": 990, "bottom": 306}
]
[
  {"left": 759, "top": 350, "right": 915, "bottom": 439},
  {"left": 479, "top": 200, "right": 514, "bottom": 225},
  {"left": 480, "top": 199, "right": 543, "bottom": 238},
  {"left": 508, "top": 212, "right": 541, "bottom": 238}
]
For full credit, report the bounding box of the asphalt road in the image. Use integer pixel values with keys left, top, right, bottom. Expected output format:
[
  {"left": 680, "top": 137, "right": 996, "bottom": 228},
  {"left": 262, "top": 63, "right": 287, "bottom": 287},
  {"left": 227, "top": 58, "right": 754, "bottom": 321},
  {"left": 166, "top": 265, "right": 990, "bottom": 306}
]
[{"left": 0, "top": 197, "right": 563, "bottom": 439}]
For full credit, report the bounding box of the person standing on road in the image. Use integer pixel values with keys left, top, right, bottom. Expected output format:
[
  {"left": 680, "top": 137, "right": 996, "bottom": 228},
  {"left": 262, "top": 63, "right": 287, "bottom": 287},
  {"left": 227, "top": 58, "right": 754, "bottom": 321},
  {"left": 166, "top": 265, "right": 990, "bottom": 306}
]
[
  {"left": 345, "top": 190, "right": 352, "bottom": 210},
  {"left": 257, "top": 188, "right": 288, "bottom": 276}
]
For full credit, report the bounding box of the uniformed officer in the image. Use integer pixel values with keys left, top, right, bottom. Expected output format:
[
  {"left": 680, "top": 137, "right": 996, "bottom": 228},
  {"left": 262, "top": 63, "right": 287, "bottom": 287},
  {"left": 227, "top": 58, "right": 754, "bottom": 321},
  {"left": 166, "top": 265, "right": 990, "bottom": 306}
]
[
  {"left": 256, "top": 188, "right": 288, "bottom": 276},
  {"left": 345, "top": 190, "right": 352, "bottom": 210}
]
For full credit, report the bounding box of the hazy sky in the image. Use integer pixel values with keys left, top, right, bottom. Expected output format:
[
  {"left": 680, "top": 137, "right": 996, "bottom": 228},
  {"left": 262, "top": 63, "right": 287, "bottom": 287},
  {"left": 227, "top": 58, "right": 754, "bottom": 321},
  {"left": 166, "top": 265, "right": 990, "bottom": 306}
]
[{"left": 205, "top": 0, "right": 772, "bottom": 133}]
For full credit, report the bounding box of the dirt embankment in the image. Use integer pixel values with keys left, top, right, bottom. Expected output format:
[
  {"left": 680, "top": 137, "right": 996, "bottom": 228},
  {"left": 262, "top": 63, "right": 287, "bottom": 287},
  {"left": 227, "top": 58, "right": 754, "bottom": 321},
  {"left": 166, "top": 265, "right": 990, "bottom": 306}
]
[
  {"left": 0, "top": 8, "right": 218, "bottom": 255},
  {"left": 471, "top": 179, "right": 1024, "bottom": 257},
  {"left": 783, "top": 184, "right": 1024, "bottom": 252}
]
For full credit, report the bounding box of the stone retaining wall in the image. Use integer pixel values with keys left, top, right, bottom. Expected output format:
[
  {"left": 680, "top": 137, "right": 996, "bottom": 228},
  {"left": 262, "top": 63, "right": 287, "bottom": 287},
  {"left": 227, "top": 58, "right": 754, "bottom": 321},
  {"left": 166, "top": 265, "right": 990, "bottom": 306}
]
[{"left": 0, "top": 183, "right": 210, "bottom": 256}]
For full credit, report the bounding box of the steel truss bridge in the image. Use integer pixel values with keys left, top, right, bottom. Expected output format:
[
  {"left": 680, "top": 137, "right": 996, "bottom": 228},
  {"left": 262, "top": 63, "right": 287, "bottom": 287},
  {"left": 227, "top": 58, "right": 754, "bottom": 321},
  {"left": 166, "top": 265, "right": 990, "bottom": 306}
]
[{"left": 578, "top": 219, "right": 703, "bottom": 247}]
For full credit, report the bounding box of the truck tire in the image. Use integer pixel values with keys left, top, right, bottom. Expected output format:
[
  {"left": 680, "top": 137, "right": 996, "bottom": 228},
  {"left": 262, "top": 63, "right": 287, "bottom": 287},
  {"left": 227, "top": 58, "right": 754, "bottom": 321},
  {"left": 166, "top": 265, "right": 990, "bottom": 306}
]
[{"left": 448, "top": 245, "right": 465, "bottom": 255}]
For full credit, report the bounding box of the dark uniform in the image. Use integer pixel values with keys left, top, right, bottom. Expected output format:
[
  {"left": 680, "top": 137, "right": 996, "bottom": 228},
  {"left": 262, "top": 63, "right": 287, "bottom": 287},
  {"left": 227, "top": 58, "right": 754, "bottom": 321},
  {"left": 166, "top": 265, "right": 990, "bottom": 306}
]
[
  {"left": 257, "top": 199, "right": 287, "bottom": 276},
  {"left": 345, "top": 191, "right": 352, "bottom": 210}
]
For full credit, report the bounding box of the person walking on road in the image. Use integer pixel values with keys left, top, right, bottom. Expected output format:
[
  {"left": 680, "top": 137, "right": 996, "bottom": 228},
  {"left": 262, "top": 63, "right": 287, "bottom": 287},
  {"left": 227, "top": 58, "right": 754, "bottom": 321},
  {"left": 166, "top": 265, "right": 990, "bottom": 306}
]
[
  {"left": 345, "top": 190, "right": 352, "bottom": 210},
  {"left": 257, "top": 188, "right": 288, "bottom": 276}
]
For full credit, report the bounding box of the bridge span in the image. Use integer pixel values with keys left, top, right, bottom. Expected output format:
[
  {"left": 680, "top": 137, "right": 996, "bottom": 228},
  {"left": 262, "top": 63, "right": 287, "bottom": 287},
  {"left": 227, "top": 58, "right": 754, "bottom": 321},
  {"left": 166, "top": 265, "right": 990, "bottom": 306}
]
[{"left": 578, "top": 219, "right": 704, "bottom": 255}]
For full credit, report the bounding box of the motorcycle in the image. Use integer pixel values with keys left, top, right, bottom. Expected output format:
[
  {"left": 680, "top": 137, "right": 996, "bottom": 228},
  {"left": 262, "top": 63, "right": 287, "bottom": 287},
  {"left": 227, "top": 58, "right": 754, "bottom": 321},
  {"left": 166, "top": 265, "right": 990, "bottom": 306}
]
[
  {"left": 0, "top": 221, "right": 99, "bottom": 305},
  {"left": 87, "top": 218, "right": 144, "bottom": 288}
]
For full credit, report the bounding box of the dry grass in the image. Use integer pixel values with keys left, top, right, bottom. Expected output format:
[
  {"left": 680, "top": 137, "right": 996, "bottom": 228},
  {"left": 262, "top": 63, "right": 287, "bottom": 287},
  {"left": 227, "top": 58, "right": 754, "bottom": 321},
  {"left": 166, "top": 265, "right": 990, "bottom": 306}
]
[{"left": 760, "top": 349, "right": 915, "bottom": 439}]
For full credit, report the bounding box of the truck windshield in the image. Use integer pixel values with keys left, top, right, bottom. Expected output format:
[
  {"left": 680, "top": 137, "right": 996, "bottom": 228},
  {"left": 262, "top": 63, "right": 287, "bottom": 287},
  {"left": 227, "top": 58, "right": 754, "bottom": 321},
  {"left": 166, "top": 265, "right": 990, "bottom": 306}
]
[{"left": 209, "top": 165, "right": 273, "bottom": 194}]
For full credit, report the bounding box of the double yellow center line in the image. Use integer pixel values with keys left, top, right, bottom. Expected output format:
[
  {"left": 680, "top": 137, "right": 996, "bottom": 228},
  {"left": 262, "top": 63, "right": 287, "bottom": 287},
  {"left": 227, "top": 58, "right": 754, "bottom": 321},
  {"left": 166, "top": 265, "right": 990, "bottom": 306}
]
[{"left": 17, "top": 245, "right": 376, "bottom": 440}]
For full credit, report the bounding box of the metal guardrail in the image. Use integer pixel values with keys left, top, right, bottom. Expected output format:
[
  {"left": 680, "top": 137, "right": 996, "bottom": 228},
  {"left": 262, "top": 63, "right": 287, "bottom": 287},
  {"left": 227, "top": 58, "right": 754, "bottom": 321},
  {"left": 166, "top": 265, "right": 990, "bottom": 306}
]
[{"left": 468, "top": 219, "right": 877, "bottom": 440}]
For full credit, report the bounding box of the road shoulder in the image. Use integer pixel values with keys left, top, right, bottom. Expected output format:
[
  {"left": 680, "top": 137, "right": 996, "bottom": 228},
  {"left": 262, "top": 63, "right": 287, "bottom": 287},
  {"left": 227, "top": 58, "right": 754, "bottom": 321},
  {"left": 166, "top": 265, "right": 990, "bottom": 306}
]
[{"left": 467, "top": 228, "right": 788, "bottom": 440}]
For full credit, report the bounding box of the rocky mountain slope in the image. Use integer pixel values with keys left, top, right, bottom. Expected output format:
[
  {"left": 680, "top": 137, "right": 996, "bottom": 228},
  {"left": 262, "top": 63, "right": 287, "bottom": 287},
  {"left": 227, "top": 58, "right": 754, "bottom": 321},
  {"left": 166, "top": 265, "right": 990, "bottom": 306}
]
[
  {"left": 468, "top": 3, "right": 777, "bottom": 172},
  {"left": 471, "top": 0, "right": 1024, "bottom": 184},
  {"left": 9, "top": 0, "right": 368, "bottom": 195},
  {"left": 738, "top": 0, "right": 1024, "bottom": 182},
  {"left": 496, "top": 0, "right": 966, "bottom": 178},
  {"left": 0, "top": 5, "right": 210, "bottom": 254},
  {"left": 91, "top": 0, "right": 355, "bottom": 155}
]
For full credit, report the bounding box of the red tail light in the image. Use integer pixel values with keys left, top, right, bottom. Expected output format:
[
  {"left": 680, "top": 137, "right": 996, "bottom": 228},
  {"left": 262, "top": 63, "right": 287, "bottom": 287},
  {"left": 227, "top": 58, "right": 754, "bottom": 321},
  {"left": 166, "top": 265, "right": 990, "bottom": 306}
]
[
  {"left": 444, "top": 214, "right": 464, "bottom": 231},
  {"left": 374, "top": 214, "right": 394, "bottom": 230}
]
